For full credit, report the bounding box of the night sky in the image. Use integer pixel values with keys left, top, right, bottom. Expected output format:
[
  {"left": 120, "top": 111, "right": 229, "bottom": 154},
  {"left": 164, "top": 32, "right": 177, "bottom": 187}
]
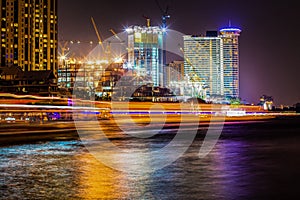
[{"left": 58, "top": 0, "right": 300, "bottom": 106}]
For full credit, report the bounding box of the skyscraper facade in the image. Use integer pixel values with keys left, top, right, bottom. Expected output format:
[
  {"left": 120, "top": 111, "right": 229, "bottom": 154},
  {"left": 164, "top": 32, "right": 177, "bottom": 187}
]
[
  {"left": 183, "top": 28, "right": 241, "bottom": 99},
  {"left": 219, "top": 28, "right": 241, "bottom": 98},
  {"left": 126, "top": 25, "right": 163, "bottom": 86},
  {"left": 0, "top": 0, "right": 58, "bottom": 73},
  {"left": 183, "top": 34, "right": 224, "bottom": 97}
]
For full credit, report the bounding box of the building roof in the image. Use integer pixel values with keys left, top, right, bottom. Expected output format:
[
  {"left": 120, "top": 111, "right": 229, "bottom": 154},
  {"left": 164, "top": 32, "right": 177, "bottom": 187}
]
[
  {"left": 16, "top": 70, "right": 56, "bottom": 81},
  {"left": 219, "top": 27, "right": 242, "bottom": 32},
  {"left": 1, "top": 65, "right": 56, "bottom": 81},
  {"left": 0, "top": 65, "right": 23, "bottom": 75}
]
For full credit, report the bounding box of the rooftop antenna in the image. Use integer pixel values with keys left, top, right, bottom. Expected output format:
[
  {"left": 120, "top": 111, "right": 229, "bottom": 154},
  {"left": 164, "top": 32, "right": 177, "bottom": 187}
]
[{"left": 228, "top": 20, "right": 232, "bottom": 27}]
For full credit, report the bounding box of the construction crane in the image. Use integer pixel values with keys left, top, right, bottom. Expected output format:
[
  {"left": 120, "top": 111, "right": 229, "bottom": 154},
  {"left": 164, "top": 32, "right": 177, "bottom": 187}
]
[
  {"left": 91, "top": 17, "right": 105, "bottom": 52},
  {"left": 179, "top": 47, "right": 201, "bottom": 81},
  {"left": 109, "top": 29, "right": 123, "bottom": 43},
  {"left": 142, "top": 15, "right": 151, "bottom": 27},
  {"left": 155, "top": 0, "right": 170, "bottom": 30},
  {"left": 106, "top": 28, "right": 126, "bottom": 60},
  {"left": 91, "top": 17, "right": 125, "bottom": 62},
  {"left": 179, "top": 46, "right": 207, "bottom": 99},
  {"left": 109, "top": 28, "right": 126, "bottom": 46},
  {"left": 155, "top": 0, "right": 170, "bottom": 86}
]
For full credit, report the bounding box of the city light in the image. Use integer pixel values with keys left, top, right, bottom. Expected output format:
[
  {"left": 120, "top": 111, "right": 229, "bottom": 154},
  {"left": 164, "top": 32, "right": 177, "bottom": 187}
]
[
  {"left": 60, "top": 55, "right": 67, "bottom": 60},
  {"left": 125, "top": 27, "right": 132, "bottom": 33},
  {"left": 87, "top": 60, "right": 94, "bottom": 65},
  {"left": 114, "top": 57, "right": 123, "bottom": 63},
  {"left": 219, "top": 27, "right": 242, "bottom": 32}
]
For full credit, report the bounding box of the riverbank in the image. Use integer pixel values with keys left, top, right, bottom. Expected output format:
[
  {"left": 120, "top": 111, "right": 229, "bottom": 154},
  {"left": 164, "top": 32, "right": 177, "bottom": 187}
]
[
  {"left": 0, "top": 121, "right": 78, "bottom": 146},
  {"left": 1, "top": 114, "right": 298, "bottom": 146}
]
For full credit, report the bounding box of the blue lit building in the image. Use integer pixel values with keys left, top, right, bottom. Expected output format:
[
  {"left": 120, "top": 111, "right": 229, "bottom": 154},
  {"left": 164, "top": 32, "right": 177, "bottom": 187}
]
[
  {"left": 219, "top": 28, "right": 242, "bottom": 98},
  {"left": 126, "top": 26, "right": 163, "bottom": 86}
]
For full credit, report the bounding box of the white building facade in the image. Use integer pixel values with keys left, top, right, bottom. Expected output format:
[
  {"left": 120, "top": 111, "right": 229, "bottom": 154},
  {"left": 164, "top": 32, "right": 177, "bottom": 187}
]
[{"left": 183, "top": 28, "right": 241, "bottom": 100}]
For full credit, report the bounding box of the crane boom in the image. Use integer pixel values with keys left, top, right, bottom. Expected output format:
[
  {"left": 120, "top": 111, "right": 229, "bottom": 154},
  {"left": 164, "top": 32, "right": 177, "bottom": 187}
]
[
  {"left": 179, "top": 46, "right": 207, "bottom": 98},
  {"left": 109, "top": 29, "right": 124, "bottom": 42},
  {"left": 109, "top": 28, "right": 126, "bottom": 51},
  {"left": 179, "top": 47, "right": 202, "bottom": 81},
  {"left": 91, "top": 17, "right": 105, "bottom": 51}
]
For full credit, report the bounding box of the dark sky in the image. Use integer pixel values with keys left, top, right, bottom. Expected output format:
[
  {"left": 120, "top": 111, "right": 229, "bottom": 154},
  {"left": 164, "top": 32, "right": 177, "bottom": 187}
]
[{"left": 58, "top": 0, "right": 300, "bottom": 106}]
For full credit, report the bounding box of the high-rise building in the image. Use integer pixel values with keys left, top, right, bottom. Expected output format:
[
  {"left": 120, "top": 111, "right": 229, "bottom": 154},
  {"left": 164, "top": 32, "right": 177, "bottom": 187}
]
[
  {"left": 165, "top": 60, "right": 185, "bottom": 97},
  {"left": 183, "top": 28, "right": 241, "bottom": 100},
  {"left": 0, "top": 0, "right": 58, "bottom": 74},
  {"left": 219, "top": 28, "right": 241, "bottom": 98},
  {"left": 166, "top": 60, "right": 184, "bottom": 86},
  {"left": 126, "top": 25, "right": 163, "bottom": 87},
  {"left": 183, "top": 33, "right": 224, "bottom": 97}
]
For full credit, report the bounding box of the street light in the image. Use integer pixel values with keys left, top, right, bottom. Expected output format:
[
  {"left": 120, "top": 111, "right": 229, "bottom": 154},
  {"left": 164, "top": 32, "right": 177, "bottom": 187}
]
[{"left": 59, "top": 55, "right": 67, "bottom": 89}]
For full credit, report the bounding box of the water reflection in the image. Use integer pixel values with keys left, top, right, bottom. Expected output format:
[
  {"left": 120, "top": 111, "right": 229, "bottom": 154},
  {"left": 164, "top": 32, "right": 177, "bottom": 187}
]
[
  {"left": 1, "top": 117, "right": 300, "bottom": 199},
  {"left": 76, "top": 153, "right": 124, "bottom": 199},
  {"left": 0, "top": 141, "right": 83, "bottom": 199}
]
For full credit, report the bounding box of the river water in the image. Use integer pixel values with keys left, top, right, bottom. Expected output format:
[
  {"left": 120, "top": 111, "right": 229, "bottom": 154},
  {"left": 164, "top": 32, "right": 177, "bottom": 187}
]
[{"left": 1, "top": 116, "right": 300, "bottom": 199}]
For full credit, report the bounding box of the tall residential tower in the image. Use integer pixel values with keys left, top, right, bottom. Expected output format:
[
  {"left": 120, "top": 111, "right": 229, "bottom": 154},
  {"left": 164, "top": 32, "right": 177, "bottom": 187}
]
[{"left": 0, "top": 0, "right": 58, "bottom": 73}]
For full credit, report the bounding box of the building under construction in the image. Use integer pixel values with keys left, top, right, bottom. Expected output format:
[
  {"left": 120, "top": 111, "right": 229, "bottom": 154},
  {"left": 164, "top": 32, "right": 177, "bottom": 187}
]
[{"left": 126, "top": 25, "right": 164, "bottom": 87}]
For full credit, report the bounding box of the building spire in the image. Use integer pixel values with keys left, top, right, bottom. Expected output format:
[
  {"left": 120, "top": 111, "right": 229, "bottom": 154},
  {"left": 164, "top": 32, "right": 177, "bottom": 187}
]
[{"left": 228, "top": 20, "right": 231, "bottom": 27}]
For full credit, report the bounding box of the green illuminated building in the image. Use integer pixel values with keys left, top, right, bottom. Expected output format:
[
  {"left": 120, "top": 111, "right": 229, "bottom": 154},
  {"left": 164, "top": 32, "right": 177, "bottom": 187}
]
[{"left": 126, "top": 25, "right": 163, "bottom": 87}]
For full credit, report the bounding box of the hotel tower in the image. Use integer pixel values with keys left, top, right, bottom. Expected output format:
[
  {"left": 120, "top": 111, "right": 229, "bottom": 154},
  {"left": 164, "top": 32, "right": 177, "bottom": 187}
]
[{"left": 183, "top": 27, "right": 241, "bottom": 99}]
